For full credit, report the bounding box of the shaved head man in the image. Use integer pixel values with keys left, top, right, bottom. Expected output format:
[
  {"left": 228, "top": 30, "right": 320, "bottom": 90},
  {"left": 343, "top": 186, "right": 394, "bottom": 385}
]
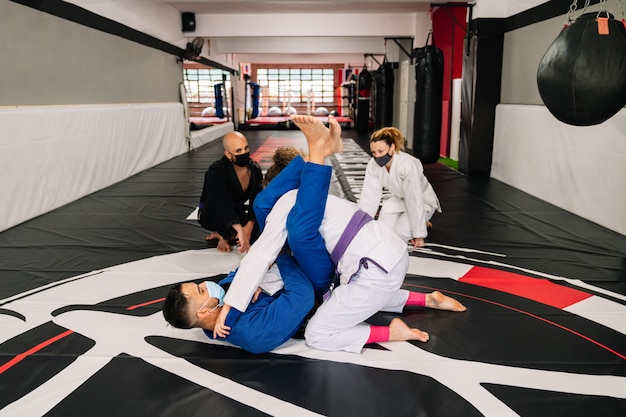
[{"left": 198, "top": 131, "right": 263, "bottom": 253}]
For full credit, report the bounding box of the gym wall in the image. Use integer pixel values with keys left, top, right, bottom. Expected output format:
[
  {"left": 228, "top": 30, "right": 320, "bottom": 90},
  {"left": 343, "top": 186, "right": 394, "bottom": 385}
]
[
  {"left": 1, "top": 1, "right": 182, "bottom": 105},
  {"left": 0, "top": 1, "right": 188, "bottom": 233},
  {"left": 492, "top": 2, "right": 626, "bottom": 235}
]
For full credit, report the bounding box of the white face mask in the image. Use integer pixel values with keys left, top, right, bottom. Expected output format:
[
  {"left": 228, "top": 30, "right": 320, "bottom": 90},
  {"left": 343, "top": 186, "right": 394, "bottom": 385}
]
[{"left": 204, "top": 281, "right": 225, "bottom": 306}]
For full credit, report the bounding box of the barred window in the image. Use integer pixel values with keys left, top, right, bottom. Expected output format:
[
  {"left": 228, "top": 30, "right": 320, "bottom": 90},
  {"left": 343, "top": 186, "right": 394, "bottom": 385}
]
[
  {"left": 254, "top": 66, "right": 339, "bottom": 114},
  {"left": 183, "top": 66, "right": 230, "bottom": 105}
]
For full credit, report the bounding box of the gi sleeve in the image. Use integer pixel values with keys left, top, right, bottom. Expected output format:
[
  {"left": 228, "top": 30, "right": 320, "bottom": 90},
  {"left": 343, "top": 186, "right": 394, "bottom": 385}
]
[
  {"left": 400, "top": 158, "right": 428, "bottom": 239},
  {"left": 223, "top": 191, "right": 296, "bottom": 312},
  {"left": 358, "top": 158, "right": 384, "bottom": 217}
]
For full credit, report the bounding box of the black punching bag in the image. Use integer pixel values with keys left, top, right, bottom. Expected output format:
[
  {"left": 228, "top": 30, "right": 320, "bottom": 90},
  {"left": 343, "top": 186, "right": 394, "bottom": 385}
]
[
  {"left": 214, "top": 83, "right": 225, "bottom": 118},
  {"left": 413, "top": 40, "right": 444, "bottom": 164},
  {"left": 371, "top": 69, "right": 380, "bottom": 129},
  {"left": 537, "top": 12, "right": 626, "bottom": 126},
  {"left": 374, "top": 60, "right": 395, "bottom": 129},
  {"left": 356, "top": 69, "right": 372, "bottom": 134}
]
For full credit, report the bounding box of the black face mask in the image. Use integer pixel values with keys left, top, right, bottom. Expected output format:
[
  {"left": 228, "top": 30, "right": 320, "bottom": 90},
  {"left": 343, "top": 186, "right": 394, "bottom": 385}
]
[
  {"left": 232, "top": 152, "right": 251, "bottom": 167},
  {"left": 374, "top": 153, "right": 393, "bottom": 167}
]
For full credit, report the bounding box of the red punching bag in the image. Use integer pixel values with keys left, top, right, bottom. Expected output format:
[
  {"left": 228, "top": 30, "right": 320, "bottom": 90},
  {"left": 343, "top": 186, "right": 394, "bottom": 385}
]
[{"left": 537, "top": 11, "right": 626, "bottom": 126}]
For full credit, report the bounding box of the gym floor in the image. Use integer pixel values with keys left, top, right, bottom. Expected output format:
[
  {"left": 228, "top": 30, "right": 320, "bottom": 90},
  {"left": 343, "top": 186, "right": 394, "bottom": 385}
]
[{"left": 0, "top": 128, "right": 625, "bottom": 416}]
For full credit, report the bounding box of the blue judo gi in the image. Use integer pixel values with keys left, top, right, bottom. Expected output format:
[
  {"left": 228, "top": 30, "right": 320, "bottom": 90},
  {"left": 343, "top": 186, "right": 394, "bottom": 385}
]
[
  {"left": 204, "top": 253, "right": 313, "bottom": 354},
  {"left": 204, "top": 156, "right": 333, "bottom": 354}
]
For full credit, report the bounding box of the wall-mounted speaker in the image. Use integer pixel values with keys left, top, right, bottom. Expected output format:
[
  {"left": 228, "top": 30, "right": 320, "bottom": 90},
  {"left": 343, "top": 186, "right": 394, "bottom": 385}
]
[{"left": 182, "top": 12, "right": 196, "bottom": 32}]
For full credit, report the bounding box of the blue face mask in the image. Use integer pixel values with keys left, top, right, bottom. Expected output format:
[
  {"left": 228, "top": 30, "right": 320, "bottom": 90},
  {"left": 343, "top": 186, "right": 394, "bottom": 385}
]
[
  {"left": 205, "top": 281, "right": 225, "bottom": 306},
  {"left": 374, "top": 153, "right": 393, "bottom": 167}
]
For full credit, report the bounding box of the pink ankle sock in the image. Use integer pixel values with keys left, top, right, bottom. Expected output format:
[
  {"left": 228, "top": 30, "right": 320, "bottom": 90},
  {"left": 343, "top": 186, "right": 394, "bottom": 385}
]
[
  {"left": 406, "top": 291, "right": 426, "bottom": 307},
  {"left": 366, "top": 326, "right": 390, "bottom": 344}
]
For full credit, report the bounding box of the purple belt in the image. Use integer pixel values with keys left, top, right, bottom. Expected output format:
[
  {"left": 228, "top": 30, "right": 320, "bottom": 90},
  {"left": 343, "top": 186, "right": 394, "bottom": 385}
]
[{"left": 330, "top": 210, "right": 373, "bottom": 266}]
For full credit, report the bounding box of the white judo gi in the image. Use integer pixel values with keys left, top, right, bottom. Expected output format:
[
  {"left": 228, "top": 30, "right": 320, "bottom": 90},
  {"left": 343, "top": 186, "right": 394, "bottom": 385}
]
[
  {"left": 359, "top": 151, "right": 441, "bottom": 242},
  {"left": 224, "top": 163, "right": 411, "bottom": 353}
]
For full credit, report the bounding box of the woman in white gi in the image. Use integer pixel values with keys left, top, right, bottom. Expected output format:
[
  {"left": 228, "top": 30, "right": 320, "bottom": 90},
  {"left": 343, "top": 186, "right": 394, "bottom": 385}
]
[
  {"left": 214, "top": 115, "right": 466, "bottom": 353},
  {"left": 359, "top": 127, "right": 441, "bottom": 248}
]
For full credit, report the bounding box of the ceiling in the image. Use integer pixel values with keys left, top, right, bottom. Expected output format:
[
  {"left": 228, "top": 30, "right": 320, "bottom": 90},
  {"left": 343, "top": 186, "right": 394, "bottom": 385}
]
[
  {"left": 158, "top": 0, "right": 439, "bottom": 15},
  {"left": 149, "top": 0, "right": 465, "bottom": 66}
]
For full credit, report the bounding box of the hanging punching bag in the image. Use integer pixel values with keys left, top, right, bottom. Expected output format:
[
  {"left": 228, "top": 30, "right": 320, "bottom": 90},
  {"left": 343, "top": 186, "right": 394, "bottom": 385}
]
[
  {"left": 356, "top": 69, "right": 372, "bottom": 134},
  {"left": 374, "top": 60, "right": 395, "bottom": 129},
  {"left": 537, "top": 12, "right": 626, "bottom": 126},
  {"left": 214, "top": 83, "right": 224, "bottom": 118},
  {"left": 371, "top": 68, "right": 381, "bottom": 129},
  {"left": 413, "top": 36, "right": 444, "bottom": 164},
  {"left": 249, "top": 82, "right": 260, "bottom": 119}
]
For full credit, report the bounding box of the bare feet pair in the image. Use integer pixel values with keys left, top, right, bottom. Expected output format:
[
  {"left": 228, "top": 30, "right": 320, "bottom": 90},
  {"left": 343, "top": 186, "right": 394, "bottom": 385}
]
[
  {"left": 388, "top": 291, "right": 466, "bottom": 344},
  {"left": 290, "top": 114, "right": 343, "bottom": 163}
]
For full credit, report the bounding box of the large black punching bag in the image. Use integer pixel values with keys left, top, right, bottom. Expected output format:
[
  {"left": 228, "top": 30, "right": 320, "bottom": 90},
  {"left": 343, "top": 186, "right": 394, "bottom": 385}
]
[
  {"left": 356, "top": 69, "right": 372, "bottom": 134},
  {"left": 537, "top": 12, "right": 626, "bottom": 126},
  {"left": 413, "top": 38, "right": 444, "bottom": 164},
  {"left": 371, "top": 69, "right": 380, "bottom": 129},
  {"left": 374, "top": 60, "right": 395, "bottom": 129}
]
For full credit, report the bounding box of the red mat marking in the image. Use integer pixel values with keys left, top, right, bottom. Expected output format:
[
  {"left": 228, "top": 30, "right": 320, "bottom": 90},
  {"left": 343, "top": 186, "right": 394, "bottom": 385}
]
[
  {"left": 406, "top": 283, "right": 626, "bottom": 361},
  {"left": 0, "top": 329, "right": 74, "bottom": 374},
  {"left": 127, "top": 298, "right": 165, "bottom": 311},
  {"left": 251, "top": 136, "right": 308, "bottom": 170},
  {"left": 459, "top": 266, "right": 592, "bottom": 309}
]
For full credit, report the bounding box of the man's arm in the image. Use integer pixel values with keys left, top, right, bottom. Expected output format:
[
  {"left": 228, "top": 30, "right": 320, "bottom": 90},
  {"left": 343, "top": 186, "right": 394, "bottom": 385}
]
[
  {"left": 223, "top": 254, "right": 314, "bottom": 354},
  {"left": 223, "top": 191, "right": 297, "bottom": 312}
]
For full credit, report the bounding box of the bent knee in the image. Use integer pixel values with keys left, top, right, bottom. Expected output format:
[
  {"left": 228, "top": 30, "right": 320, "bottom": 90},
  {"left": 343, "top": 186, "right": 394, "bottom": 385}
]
[{"left": 304, "top": 326, "right": 327, "bottom": 350}]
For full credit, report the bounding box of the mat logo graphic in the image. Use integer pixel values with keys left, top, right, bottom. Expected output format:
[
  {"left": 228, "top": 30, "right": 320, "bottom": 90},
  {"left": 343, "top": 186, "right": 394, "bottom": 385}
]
[{"left": 1, "top": 248, "right": 624, "bottom": 416}]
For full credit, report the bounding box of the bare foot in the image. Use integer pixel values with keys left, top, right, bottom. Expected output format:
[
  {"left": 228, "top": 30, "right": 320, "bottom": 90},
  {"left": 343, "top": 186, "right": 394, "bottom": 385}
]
[
  {"left": 205, "top": 231, "right": 221, "bottom": 241},
  {"left": 290, "top": 114, "right": 329, "bottom": 164},
  {"left": 426, "top": 291, "right": 467, "bottom": 312},
  {"left": 389, "top": 318, "right": 429, "bottom": 342},
  {"left": 326, "top": 115, "right": 344, "bottom": 157},
  {"left": 216, "top": 236, "right": 232, "bottom": 252}
]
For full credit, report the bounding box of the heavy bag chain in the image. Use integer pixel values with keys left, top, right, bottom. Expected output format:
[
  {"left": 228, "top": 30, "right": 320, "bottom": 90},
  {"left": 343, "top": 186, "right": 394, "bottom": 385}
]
[
  {"left": 618, "top": 0, "right": 626, "bottom": 26},
  {"left": 566, "top": 0, "right": 626, "bottom": 28},
  {"left": 565, "top": 0, "right": 591, "bottom": 25}
]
